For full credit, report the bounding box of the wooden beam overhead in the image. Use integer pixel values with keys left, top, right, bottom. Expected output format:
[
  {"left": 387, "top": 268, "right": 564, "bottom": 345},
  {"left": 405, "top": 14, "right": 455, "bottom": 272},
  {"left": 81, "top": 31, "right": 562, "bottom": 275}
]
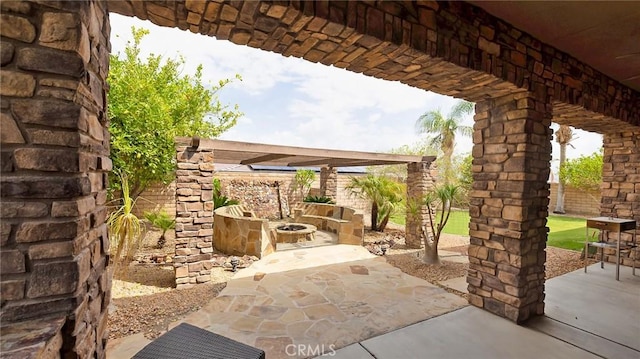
[
  {"left": 174, "top": 137, "right": 436, "bottom": 168},
  {"left": 240, "top": 153, "right": 293, "bottom": 165}
]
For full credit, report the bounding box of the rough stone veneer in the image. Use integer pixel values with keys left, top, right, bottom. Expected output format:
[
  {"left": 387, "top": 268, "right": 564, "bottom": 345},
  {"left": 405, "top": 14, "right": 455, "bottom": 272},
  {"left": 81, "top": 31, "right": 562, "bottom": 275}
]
[
  {"left": 107, "top": 1, "right": 638, "bottom": 130},
  {"left": 0, "top": 0, "right": 112, "bottom": 357},
  {"left": 320, "top": 166, "right": 338, "bottom": 199},
  {"left": 600, "top": 131, "right": 640, "bottom": 265},
  {"left": 405, "top": 161, "right": 435, "bottom": 249},
  {"left": 467, "top": 93, "right": 552, "bottom": 323},
  {"left": 174, "top": 143, "right": 215, "bottom": 289}
]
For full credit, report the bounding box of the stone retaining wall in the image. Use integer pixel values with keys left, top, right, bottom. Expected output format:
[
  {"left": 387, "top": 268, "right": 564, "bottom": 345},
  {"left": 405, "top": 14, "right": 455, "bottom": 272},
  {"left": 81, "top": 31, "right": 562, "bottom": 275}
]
[{"left": 135, "top": 171, "right": 369, "bottom": 220}]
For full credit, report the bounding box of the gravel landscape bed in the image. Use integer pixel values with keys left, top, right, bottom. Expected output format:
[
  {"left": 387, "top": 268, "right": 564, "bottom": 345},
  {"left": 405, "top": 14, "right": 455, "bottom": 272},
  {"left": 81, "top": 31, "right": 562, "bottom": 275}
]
[{"left": 108, "top": 228, "right": 593, "bottom": 340}]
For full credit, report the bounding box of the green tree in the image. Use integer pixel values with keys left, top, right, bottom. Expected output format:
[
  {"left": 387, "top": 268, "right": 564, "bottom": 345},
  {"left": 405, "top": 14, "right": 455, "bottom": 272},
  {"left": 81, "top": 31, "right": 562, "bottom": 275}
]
[
  {"left": 346, "top": 174, "right": 404, "bottom": 232},
  {"left": 416, "top": 101, "right": 474, "bottom": 184},
  {"left": 559, "top": 150, "right": 603, "bottom": 193},
  {"left": 108, "top": 27, "right": 242, "bottom": 198},
  {"left": 293, "top": 169, "right": 316, "bottom": 198},
  {"left": 368, "top": 139, "right": 437, "bottom": 181}
]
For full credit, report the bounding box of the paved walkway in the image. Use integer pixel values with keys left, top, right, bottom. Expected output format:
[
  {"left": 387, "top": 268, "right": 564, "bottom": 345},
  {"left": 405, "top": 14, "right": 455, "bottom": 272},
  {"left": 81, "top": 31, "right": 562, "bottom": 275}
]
[{"left": 107, "top": 245, "right": 467, "bottom": 358}]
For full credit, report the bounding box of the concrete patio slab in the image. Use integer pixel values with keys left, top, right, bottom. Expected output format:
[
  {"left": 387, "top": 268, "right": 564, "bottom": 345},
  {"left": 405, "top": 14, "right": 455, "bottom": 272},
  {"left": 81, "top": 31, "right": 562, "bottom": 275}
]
[
  {"left": 439, "top": 276, "right": 469, "bottom": 293},
  {"left": 331, "top": 343, "right": 374, "bottom": 358},
  {"left": 539, "top": 263, "right": 640, "bottom": 355},
  {"left": 359, "top": 306, "right": 599, "bottom": 359}
]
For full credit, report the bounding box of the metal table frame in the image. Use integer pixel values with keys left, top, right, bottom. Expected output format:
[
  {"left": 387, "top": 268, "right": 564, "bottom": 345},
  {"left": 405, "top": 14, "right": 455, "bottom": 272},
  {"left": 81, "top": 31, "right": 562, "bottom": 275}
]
[{"left": 584, "top": 217, "right": 637, "bottom": 280}]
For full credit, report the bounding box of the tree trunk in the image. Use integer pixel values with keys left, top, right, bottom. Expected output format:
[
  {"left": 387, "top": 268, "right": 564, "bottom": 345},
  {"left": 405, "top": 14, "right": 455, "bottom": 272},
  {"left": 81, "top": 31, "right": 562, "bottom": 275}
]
[
  {"left": 422, "top": 242, "right": 441, "bottom": 264},
  {"left": 443, "top": 145, "right": 454, "bottom": 185},
  {"left": 554, "top": 142, "right": 567, "bottom": 214},
  {"left": 371, "top": 202, "right": 379, "bottom": 231},
  {"left": 378, "top": 213, "right": 390, "bottom": 232}
]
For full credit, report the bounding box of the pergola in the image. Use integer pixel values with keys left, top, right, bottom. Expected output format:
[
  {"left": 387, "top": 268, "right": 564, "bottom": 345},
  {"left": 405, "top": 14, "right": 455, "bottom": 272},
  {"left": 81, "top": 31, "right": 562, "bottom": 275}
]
[
  {"left": 186, "top": 137, "right": 435, "bottom": 167},
  {"left": 1, "top": 1, "right": 638, "bottom": 357}
]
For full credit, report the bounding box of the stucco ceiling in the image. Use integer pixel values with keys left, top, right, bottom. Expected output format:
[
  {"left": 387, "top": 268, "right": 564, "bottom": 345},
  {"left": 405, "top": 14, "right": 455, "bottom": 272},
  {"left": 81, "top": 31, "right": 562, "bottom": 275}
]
[{"left": 469, "top": 1, "right": 640, "bottom": 92}]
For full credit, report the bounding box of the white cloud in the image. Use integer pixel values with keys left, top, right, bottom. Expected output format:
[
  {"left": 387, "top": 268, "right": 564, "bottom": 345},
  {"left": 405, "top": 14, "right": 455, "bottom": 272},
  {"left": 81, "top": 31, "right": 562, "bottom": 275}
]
[{"left": 109, "top": 13, "right": 601, "bottom": 161}]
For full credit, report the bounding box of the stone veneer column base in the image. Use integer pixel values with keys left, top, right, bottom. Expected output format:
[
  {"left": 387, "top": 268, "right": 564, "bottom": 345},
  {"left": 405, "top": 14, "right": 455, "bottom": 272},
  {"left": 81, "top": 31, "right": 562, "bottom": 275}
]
[
  {"left": 174, "top": 142, "right": 215, "bottom": 289},
  {"left": 405, "top": 161, "right": 435, "bottom": 249},
  {"left": 467, "top": 92, "right": 552, "bottom": 323},
  {"left": 600, "top": 131, "right": 640, "bottom": 261},
  {"left": 320, "top": 166, "right": 338, "bottom": 199}
]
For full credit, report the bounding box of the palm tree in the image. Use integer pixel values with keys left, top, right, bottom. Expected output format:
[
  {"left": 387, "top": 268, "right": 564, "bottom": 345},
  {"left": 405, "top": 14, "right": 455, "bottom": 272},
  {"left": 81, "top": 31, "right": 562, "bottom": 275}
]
[
  {"left": 416, "top": 101, "right": 474, "bottom": 185},
  {"left": 346, "top": 174, "right": 404, "bottom": 232},
  {"left": 554, "top": 125, "right": 574, "bottom": 214}
]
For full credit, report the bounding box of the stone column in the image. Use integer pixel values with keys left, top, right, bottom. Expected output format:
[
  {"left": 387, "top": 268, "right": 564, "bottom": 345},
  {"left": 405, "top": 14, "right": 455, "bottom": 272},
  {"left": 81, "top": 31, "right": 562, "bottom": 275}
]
[
  {"left": 0, "top": 1, "right": 111, "bottom": 357},
  {"left": 405, "top": 161, "right": 435, "bottom": 249},
  {"left": 600, "top": 131, "right": 640, "bottom": 264},
  {"left": 320, "top": 166, "right": 337, "bottom": 199},
  {"left": 467, "top": 92, "right": 552, "bottom": 323},
  {"left": 174, "top": 143, "right": 215, "bottom": 289}
]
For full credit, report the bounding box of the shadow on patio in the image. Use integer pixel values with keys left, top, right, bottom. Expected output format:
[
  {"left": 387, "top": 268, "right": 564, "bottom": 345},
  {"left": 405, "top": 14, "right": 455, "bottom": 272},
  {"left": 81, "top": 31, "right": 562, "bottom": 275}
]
[{"left": 333, "top": 263, "right": 639, "bottom": 359}]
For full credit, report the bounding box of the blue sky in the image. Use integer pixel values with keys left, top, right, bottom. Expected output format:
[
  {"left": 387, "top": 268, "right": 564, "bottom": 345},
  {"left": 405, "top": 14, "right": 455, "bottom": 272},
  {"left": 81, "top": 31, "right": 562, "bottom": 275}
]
[{"left": 109, "top": 14, "right": 602, "bottom": 175}]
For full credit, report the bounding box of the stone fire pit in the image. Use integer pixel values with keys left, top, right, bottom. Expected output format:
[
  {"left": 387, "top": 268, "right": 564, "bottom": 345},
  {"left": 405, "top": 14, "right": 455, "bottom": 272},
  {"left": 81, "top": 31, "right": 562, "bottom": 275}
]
[{"left": 275, "top": 223, "right": 317, "bottom": 244}]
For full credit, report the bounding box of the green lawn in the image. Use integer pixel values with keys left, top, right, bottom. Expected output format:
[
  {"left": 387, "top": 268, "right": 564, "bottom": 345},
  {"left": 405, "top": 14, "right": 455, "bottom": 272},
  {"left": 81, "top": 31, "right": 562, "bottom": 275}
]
[{"left": 390, "top": 210, "right": 597, "bottom": 251}]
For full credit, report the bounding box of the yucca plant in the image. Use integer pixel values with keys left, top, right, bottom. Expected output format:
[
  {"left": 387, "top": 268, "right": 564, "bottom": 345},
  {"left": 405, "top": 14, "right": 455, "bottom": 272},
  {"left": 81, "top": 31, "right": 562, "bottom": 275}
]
[
  {"left": 408, "top": 184, "right": 461, "bottom": 264},
  {"left": 144, "top": 210, "right": 175, "bottom": 248},
  {"left": 107, "top": 172, "right": 145, "bottom": 276},
  {"left": 213, "top": 178, "right": 239, "bottom": 209},
  {"left": 303, "top": 195, "right": 335, "bottom": 204}
]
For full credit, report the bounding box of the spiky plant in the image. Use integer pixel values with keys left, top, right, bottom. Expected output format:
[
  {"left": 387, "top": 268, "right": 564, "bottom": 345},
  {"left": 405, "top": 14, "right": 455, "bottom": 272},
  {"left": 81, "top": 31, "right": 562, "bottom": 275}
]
[
  {"left": 144, "top": 210, "right": 175, "bottom": 248},
  {"left": 107, "top": 172, "right": 145, "bottom": 276}
]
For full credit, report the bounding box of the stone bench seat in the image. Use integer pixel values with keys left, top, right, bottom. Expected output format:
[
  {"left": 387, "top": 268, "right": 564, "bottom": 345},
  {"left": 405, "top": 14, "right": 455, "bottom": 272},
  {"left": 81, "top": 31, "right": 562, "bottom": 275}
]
[
  {"left": 293, "top": 203, "right": 364, "bottom": 245},
  {"left": 300, "top": 214, "right": 349, "bottom": 224},
  {"left": 213, "top": 205, "right": 274, "bottom": 259}
]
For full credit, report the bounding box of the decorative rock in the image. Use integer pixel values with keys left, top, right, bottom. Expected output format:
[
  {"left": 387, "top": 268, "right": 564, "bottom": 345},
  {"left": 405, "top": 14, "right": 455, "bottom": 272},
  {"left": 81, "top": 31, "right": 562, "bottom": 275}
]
[
  {"left": 1, "top": 249, "right": 25, "bottom": 274},
  {"left": 0, "top": 42, "right": 14, "bottom": 66},
  {"left": 0, "top": 70, "right": 36, "bottom": 97},
  {"left": 27, "top": 260, "right": 78, "bottom": 298},
  {"left": 13, "top": 148, "right": 80, "bottom": 172},
  {"left": 15, "top": 220, "right": 81, "bottom": 243},
  {"left": 17, "top": 47, "right": 84, "bottom": 77},
  {"left": 1, "top": 201, "right": 48, "bottom": 218},
  {"left": 0, "top": 14, "right": 36, "bottom": 43},
  {"left": 1, "top": 176, "right": 91, "bottom": 199},
  {"left": 12, "top": 99, "right": 81, "bottom": 128},
  {"left": 39, "top": 12, "right": 90, "bottom": 63},
  {"left": 0, "top": 279, "right": 25, "bottom": 301},
  {"left": 0, "top": 112, "right": 25, "bottom": 144}
]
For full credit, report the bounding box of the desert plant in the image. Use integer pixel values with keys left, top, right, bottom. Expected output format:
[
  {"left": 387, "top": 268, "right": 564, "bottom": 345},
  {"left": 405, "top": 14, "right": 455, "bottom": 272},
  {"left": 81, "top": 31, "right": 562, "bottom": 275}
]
[
  {"left": 303, "top": 195, "right": 335, "bottom": 204},
  {"left": 293, "top": 169, "right": 316, "bottom": 198},
  {"left": 346, "top": 174, "right": 404, "bottom": 232},
  {"left": 213, "top": 178, "right": 239, "bottom": 209},
  {"left": 409, "top": 184, "right": 461, "bottom": 264},
  {"left": 107, "top": 172, "right": 145, "bottom": 276},
  {"left": 144, "top": 210, "right": 175, "bottom": 248}
]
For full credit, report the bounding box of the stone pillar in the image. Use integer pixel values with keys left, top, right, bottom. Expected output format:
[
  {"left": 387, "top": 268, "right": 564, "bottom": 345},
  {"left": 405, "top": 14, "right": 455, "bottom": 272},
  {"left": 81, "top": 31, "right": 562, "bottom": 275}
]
[
  {"left": 174, "top": 143, "right": 215, "bottom": 289},
  {"left": 467, "top": 92, "right": 552, "bottom": 323},
  {"left": 405, "top": 161, "right": 435, "bottom": 249},
  {"left": 320, "top": 166, "right": 337, "bottom": 199},
  {"left": 0, "top": 1, "right": 111, "bottom": 357},
  {"left": 600, "top": 131, "right": 640, "bottom": 264}
]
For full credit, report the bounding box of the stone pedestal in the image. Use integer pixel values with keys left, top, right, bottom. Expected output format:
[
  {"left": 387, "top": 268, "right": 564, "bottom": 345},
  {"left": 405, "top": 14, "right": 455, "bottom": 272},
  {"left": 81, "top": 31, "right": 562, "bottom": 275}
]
[
  {"left": 467, "top": 93, "right": 552, "bottom": 323},
  {"left": 0, "top": 1, "right": 111, "bottom": 357},
  {"left": 174, "top": 142, "right": 215, "bottom": 288},
  {"left": 320, "top": 166, "right": 338, "bottom": 200},
  {"left": 405, "top": 161, "right": 436, "bottom": 249},
  {"left": 600, "top": 131, "right": 640, "bottom": 261}
]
